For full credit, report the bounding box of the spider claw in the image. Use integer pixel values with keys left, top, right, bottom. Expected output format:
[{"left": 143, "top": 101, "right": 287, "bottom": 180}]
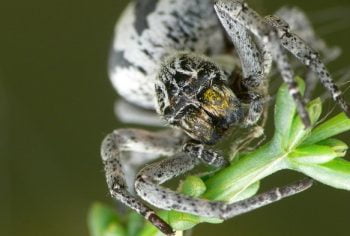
[{"left": 148, "top": 212, "right": 175, "bottom": 235}]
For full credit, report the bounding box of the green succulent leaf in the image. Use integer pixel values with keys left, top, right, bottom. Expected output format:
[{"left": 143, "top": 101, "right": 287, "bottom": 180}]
[
  {"left": 274, "top": 77, "right": 304, "bottom": 147},
  {"left": 290, "top": 158, "right": 350, "bottom": 190},
  {"left": 104, "top": 223, "right": 126, "bottom": 236},
  {"left": 302, "top": 113, "right": 350, "bottom": 146},
  {"left": 127, "top": 213, "right": 144, "bottom": 236},
  {"left": 203, "top": 143, "right": 283, "bottom": 202},
  {"left": 317, "top": 139, "right": 348, "bottom": 157},
  {"left": 230, "top": 181, "right": 260, "bottom": 202},
  {"left": 139, "top": 223, "right": 160, "bottom": 236},
  {"left": 287, "top": 98, "right": 322, "bottom": 149},
  {"left": 179, "top": 176, "right": 207, "bottom": 197},
  {"left": 288, "top": 145, "right": 339, "bottom": 164},
  {"left": 88, "top": 202, "right": 125, "bottom": 236}
]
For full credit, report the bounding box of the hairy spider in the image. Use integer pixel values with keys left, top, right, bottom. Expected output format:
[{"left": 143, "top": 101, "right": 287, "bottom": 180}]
[{"left": 102, "top": 0, "right": 350, "bottom": 235}]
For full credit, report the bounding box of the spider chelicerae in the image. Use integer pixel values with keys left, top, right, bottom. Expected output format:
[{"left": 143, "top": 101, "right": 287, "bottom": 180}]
[{"left": 101, "top": 0, "right": 350, "bottom": 235}]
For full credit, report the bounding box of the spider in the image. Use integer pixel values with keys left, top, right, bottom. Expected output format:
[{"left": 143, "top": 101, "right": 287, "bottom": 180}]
[{"left": 102, "top": 0, "right": 350, "bottom": 235}]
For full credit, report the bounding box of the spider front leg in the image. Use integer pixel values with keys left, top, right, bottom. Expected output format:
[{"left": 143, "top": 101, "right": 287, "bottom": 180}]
[
  {"left": 101, "top": 128, "right": 185, "bottom": 235},
  {"left": 264, "top": 15, "right": 350, "bottom": 116},
  {"left": 216, "top": 12, "right": 264, "bottom": 86},
  {"left": 275, "top": 6, "right": 341, "bottom": 62},
  {"left": 214, "top": 0, "right": 350, "bottom": 126},
  {"left": 274, "top": 6, "right": 341, "bottom": 100},
  {"left": 135, "top": 153, "right": 313, "bottom": 233},
  {"left": 215, "top": 10, "right": 267, "bottom": 126},
  {"left": 216, "top": 0, "right": 313, "bottom": 127}
]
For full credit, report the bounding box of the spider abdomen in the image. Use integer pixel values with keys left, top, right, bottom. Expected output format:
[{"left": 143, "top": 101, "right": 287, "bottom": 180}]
[{"left": 109, "top": 0, "right": 226, "bottom": 109}]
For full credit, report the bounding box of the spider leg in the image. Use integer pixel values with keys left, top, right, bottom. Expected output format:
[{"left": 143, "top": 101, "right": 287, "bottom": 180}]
[
  {"left": 214, "top": 0, "right": 312, "bottom": 127},
  {"left": 214, "top": 0, "right": 350, "bottom": 126},
  {"left": 275, "top": 6, "right": 341, "bottom": 63},
  {"left": 216, "top": 12, "right": 264, "bottom": 86},
  {"left": 135, "top": 154, "right": 313, "bottom": 222},
  {"left": 215, "top": 9, "right": 267, "bottom": 126},
  {"left": 267, "top": 35, "right": 312, "bottom": 127},
  {"left": 274, "top": 6, "right": 341, "bottom": 100},
  {"left": 264, "top": 15, "right": 350, "bottom": 117},
  {"left": 101, "top": 129, "right": 185, "bottom": 235},
  {"left": 264, "top": 14, "right": 320, "bottom": 101}
]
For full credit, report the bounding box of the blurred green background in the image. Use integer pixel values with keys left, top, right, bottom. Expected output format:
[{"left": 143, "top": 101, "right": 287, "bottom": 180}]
[{"left": 1, "top": 0, "right": 350, "bottom": 235}]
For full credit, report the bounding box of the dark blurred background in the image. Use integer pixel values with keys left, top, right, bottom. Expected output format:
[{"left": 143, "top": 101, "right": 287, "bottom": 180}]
[{"left": 1, "top": 0, "right": 350, "bottom": 235}]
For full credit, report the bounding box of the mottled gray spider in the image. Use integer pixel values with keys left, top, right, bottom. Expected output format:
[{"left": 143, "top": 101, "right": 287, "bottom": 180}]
[{"left": 102, "top": 0, "right": 349, "bottom": 235}]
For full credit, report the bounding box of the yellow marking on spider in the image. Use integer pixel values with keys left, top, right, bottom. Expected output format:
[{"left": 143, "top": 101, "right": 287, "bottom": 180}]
[{"left": 203, "top": 88, "right": 229, "bottom": 110}]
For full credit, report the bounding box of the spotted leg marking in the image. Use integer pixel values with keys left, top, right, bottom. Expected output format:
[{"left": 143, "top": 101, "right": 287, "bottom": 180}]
[
  {"left": 214, "top": 0, "right": 312, "bottom": 127},
  {"left": 101, "top": 129, "right": 185, "bottom": 235},
  {"left": 266, "top": 31, "right": 311, "bottom": 127},
  {"left": 221, "top": 178, "right": 313, "bottom": 218},
  {"left": 215, "top": 9, "right": 264, "bottom": 87},
  {"left": 135, "top": 154, "right": 313, "bottom": 221},
  {"left": 264, "top": 15, "right": 350, "bottom": 117},
  {"left": 275, "top": 6, "right": 341, "bottom": 63},
  {"left": 268, "top": 6, "right": 342, "bottom": 100},
  {"left": 183, "top": 141, "right": 229, "bottom": 168},
  {"left": 215, "top": 9, "right": 267, "bottom": 126}
]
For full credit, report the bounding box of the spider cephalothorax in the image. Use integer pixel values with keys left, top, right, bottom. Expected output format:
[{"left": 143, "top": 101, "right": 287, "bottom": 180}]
[
  {"left": 156, "top": 52, "right": 243, "bottom": 144},
  {"left": 102, "top": 0, "right": 350, "bottom": 235}
]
